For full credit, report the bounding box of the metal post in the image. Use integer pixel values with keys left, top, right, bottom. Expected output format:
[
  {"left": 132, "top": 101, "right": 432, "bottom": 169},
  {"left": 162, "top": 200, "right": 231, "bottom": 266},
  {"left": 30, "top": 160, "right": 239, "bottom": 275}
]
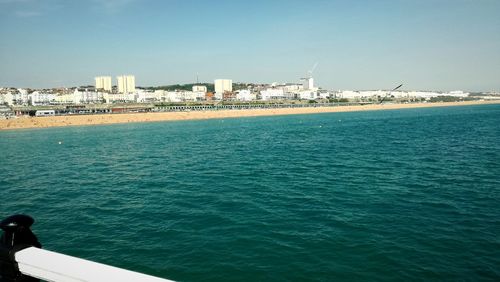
[{"left": 0, "top": 214, "right": 41, "bottom": 282}]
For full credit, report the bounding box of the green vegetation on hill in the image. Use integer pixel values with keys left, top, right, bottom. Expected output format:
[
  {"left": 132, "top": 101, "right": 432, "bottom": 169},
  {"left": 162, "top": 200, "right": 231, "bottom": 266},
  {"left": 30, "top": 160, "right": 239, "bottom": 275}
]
[
  {"left": 143, "top": 83, "right": 215, "bottom": 92},
  {"left": 141, "top": 82, "right": 252, "bottom": 92},
  {"left": 232, "top": 83, "right": 250, "bottom": 91}
]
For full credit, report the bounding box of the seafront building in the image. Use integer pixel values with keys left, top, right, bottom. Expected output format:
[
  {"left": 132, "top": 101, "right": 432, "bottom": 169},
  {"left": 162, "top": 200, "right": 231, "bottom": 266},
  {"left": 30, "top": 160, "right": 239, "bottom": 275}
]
[
  {"left": 117, "top": 75, "right": 136, "bottom": 94},
  {"left": 235, "top": 90, "right": 255, "bottom": 101},
  {"left": 0, "top": 75, "right": 485, "bottom": 109},
  {"left": 1, "top": 70, "right": 490, "bottom": 108},
  {"left": 302, "top": 77, "right": 315, "bottom": 90},
  {"left": 0, "top": 90, "right": 15, "bottom": 106},
  {"left": 0, "top": 86, "right": 479, "bottom": 107},
  {"left": 12, "top": 89, "right": 29, "bottom": 105},
  {"left": 104, "top": 92, "right": 136, "bottom": 103},
  {"left": 261, "top": 88, "right": 285, "bottom": 101},
  {"left": 298, "top": 90, "right": 320, "bottom": 100},
  {"left": 54, "top": 92, "right": 75, "bottom": 104},
  {"left": 95, "top": 76, "right": 112, "bottom": 92},
  {"left": 335, "top": 90, "right": 470, "bottom": 100},
  {"left": 75, "top": 89, "right": 105, "bottom": 104},
  {"left": 214, "top": 79, "right": 232, "bottom": 100},
  {"left": 29, "top": 91, "right": 56, "bottom": 106}
]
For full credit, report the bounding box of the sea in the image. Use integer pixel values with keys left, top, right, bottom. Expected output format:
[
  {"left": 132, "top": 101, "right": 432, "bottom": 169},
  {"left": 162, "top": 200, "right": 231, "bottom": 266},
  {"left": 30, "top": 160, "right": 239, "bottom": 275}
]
[{"left": 1, "top": 104, "right": 499, "bottom": 281}]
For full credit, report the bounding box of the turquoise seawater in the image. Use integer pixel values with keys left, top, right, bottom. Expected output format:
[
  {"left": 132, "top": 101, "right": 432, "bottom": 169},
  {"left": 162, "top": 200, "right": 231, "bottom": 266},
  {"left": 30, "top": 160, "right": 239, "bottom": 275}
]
[{"left": 1, "top": 105, "right": 499, "bottom": 281}]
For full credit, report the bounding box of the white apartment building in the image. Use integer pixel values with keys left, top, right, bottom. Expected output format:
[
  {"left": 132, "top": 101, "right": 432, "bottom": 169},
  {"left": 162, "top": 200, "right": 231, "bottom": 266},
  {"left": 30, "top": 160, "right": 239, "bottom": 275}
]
[
  {"left": 29, "top": 91, "right": 56, "bottom": 106},
  {"left": 214, "top": 79, "right": 232, "bottom": 100},
  {"left": 95, "top": 76, "right": 112, "bottom": 91},
  {"left": 117, "top": 75, "right": 136, "bottom": 94},
  {"left": 54, "top": 93, "right": 75, "bottom": 104},
  {"left": 302, "top": 77, "right": 314, "bottom": 90},
  {"left": 73, "top": 89, "right": 104, "bottom": 104}
]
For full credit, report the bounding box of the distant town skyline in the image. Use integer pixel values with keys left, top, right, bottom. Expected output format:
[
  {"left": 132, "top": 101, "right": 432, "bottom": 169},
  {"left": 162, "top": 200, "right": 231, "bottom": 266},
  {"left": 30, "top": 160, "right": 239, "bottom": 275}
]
[{"left": 1, "top": 0, "right": 499, "bottom": 91}]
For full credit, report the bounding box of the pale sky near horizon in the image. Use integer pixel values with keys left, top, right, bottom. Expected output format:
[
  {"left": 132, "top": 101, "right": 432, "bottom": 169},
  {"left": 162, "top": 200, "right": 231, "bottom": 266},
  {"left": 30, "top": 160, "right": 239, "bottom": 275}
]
[{"left": 0, "top": 0, "right": 499, "bottom": 91}]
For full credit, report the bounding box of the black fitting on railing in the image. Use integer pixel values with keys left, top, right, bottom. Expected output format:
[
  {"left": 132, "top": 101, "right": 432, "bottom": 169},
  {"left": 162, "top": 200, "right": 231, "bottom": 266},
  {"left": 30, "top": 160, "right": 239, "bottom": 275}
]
[{"left": 0, "top": 215, "right": 41, "bottom": 282}]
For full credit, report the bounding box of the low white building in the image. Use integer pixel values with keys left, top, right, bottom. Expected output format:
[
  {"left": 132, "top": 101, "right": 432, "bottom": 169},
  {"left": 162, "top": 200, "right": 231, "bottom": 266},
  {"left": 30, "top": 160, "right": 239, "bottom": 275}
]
[
  {"left": 338, "top": 90, "right": 369, "bottom": 99},
  {"left": 164, "top": 91, "right": 182, "bottom": 102},
  {"left": 104, "top": 93, "right": 136, "bottom": 104},
  {"left": 445, "top": 91, "right": 469, "bottom": 98},
  {"left": 75, "top": 89, "right": 104, "bottom": 104},
  {"left": 184, "top": 91, "right": 206, "bottom": 101},
  {"left": 387, "top": 91, "right": 409, "bottom": 99},
  {"left": 336, "top": 90, "right": 470, "bottom": 100},
  {"left": 283, "top": 84, "right": 303, "bottom": 93},
  {"left": 260, "top": 89, "right": 285, "bottom": 101},
  {"left": 318, "top": 90, "right": 331, "bottom": 99},
  {"left": 0, "top": 92, "right": 14, "bottom": 106},
  {"left": 236, "top": 90, "right": 256, "bottom": 101},
  {"left": 156, "top": 91, "right": 206, "bottom": 102},
  {"left": 358, "top": 90, "right": 385, "bottom": 98},
  {"left": 136, "top": 90, "right": 158, "bottom": 103},
  {"left": 153, "top": 90, "right": 166, "bottom": 101},
  {"left": 299, "top": 90, "right": 319, "bottom": 100},
  {"left": 192, "top": 85, "right": 207, "bottom": 93},
  {"left": 406, "top": 91, "right": 442, "bottom": 99}
]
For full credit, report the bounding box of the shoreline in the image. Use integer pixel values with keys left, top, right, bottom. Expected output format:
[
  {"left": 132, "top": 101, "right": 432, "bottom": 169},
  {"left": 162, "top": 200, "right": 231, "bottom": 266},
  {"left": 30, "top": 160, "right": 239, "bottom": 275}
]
[{"left": 1, "top": 100, "right": 499, "bottom": 131}]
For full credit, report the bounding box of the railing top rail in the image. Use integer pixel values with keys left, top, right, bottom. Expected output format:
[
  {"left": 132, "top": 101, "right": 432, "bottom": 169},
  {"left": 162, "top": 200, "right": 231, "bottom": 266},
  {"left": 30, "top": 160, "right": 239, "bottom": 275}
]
[{"left": 15, "top": 247, "right": 174, "bottom": 282}]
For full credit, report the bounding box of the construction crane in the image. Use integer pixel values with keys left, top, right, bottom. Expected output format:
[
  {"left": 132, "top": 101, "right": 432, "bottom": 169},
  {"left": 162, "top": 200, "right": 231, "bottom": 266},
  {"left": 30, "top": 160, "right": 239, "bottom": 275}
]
[
  {"left": 300, "top": 62, "right": 319, "bottom": 90},
  {"left": 308, "top": 62, "right": 318, "bottom": 78},
  {"left": 301, "top": 62, "right": 319, "bottom": 80}
]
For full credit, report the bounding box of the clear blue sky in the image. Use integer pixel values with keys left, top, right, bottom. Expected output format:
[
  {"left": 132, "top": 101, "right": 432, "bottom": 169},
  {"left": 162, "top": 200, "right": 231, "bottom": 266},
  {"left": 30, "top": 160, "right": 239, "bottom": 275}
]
[{"left": 1, "top": 0, "right": 499, "bottom": 91}]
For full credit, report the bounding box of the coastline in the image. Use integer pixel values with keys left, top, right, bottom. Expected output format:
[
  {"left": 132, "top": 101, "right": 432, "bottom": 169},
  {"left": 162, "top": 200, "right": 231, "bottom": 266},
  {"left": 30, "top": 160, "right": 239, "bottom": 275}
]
[{"left": 1, "top": 100, "right": 499, "bottom": 131}]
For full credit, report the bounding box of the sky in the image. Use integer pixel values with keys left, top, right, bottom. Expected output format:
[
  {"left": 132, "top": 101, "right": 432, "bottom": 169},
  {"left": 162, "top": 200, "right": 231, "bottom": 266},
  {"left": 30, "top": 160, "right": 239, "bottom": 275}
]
[{"left": 0, "top": 0, "right": 499, "bottom": 91}]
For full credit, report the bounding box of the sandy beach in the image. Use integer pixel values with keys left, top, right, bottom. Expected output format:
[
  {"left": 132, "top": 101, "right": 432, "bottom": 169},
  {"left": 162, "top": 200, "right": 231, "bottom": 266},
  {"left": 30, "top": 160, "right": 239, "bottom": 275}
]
[{"left": 1, "top": 100, "right": 499, "bottom": 131}]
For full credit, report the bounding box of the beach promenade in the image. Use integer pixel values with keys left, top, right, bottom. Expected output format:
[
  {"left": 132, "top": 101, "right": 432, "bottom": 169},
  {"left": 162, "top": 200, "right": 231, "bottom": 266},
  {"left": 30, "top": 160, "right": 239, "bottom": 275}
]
[{"left": 1, "top": 100, "right": 499, "bottom": 130}]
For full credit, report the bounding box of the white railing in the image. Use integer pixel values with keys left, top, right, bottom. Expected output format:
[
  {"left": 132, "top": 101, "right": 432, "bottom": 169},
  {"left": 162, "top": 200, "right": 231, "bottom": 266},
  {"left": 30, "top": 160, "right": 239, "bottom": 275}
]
[{"left": 15, "top": 247, "right": 174, "bottom": 282}]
